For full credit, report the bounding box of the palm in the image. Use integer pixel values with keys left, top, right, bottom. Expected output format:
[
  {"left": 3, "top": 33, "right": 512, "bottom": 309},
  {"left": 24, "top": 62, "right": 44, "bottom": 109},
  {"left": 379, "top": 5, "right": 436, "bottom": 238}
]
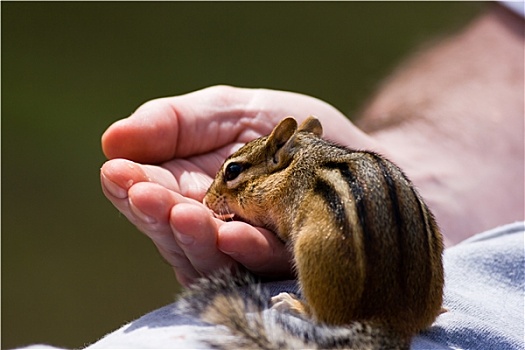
[{"left": 100, "top": 86, "right": 371, "bottom": 286}]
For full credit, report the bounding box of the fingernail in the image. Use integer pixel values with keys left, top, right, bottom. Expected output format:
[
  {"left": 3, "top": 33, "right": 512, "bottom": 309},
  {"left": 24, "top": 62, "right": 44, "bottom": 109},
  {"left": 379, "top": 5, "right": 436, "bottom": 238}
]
[
  {"left": 174, "top": 231, "right": 195, "bottom": 245},
  {"left": 129, "top": 199, "right": 157, "bottom": 225},
  {"left": 220, "top": 249, "right": 239, "bottom": 258},
  {"left": 101, "top": 174, "right": 128, "bottom": 199},
  {"left": 216, "top": 235, "right": 238, "bottom": 256}
]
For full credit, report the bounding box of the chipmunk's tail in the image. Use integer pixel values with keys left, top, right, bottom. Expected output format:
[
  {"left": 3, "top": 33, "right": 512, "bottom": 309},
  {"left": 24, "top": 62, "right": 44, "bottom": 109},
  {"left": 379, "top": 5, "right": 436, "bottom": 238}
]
[{"left": 176, "top": 270, "right": 409, "bottom": 350}]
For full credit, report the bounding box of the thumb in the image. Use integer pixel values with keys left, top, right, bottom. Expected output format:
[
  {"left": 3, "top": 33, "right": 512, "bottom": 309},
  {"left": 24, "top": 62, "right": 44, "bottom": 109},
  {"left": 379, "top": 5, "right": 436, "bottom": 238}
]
[
  {"left": 101, "top": 86, "right": 254, "bottom": 163},
  {"left": 102, "top": 100, "right": 179, "bottom": 163}
]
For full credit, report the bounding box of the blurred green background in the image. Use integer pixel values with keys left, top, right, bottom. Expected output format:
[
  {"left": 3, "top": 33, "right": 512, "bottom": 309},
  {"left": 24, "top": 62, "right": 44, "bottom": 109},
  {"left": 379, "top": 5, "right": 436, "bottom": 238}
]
[{"left": 3, "top": 2, "right": 482, "bottom": 349}]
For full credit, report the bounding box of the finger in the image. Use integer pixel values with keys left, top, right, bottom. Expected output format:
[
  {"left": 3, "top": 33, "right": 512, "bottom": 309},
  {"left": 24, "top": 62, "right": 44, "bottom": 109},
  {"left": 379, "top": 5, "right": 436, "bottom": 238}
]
[
  {"left": 129, "top": 182, "right": 210, "bottom": 286},
  {"left": 101, "top": 158, "right": 238, "bottom": 287},
  {"left": 101, "top": 86, "right": 257, "bottom": 163},
  {"left": 127, "top": 182, "right": 187, "bottom": 244},
  {"left": 217, "top": 221, "right": 294, "bottom": 279},
  {"left": 169, "top": 203, "right": 238, "bottom": 283},
  {"left": 101, "top": 100, "right": 179, "bottom": 163},
  {"left": 126, "top": 182, "right": 207, "bottom": 286},
  {"left": 101, "top": 85, "right": 362, "bottom": 164},
  {"left": 101, "top": 158, "right": 180, "bottom": 195},
  {"left": 101, "top": 159, "right": 188, "bottom": 255},
  {"left": 101, "top": 158, "right": 181, "bottom": 219},
  {"left": 173, "top": 268, "right": 200, "bottom": 288},
  {"left": 101, "top": 163, "right": 200, "bottom": 253},
  {"left": 101, "top": 156, "right": 222, "bottom": 207}
]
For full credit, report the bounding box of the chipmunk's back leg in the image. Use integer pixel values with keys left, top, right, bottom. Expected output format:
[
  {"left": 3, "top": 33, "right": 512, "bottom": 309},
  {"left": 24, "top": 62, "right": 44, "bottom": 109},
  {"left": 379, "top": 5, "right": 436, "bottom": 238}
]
[{"left": 290, "top": 192, "right": 367, "bottom": 325}]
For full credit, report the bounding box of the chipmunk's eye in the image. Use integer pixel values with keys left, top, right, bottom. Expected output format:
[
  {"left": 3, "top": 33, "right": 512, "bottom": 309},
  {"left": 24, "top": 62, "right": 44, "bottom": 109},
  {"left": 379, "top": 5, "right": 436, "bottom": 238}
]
[{"left": 224, "top": 162, "right": 244, "bottom": 182}]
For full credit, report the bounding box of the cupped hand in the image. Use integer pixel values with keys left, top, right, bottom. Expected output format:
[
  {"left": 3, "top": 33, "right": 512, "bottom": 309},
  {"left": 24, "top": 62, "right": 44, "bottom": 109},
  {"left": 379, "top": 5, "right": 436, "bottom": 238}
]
[{"left": 100, "top": 85, "right": 376, "bottom": 287}]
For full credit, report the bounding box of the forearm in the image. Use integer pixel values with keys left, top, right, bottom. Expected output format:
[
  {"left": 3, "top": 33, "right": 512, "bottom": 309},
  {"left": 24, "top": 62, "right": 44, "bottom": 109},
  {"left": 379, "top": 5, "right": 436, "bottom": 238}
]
[{"left": 357, "top": 4, "right": 524, "bottom": 245}]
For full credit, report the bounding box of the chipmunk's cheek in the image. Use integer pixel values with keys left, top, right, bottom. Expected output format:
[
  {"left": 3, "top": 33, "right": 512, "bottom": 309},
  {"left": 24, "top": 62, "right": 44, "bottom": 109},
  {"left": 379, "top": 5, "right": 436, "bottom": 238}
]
[{"left": 203, "top": 192, "right": 231, "bottom": 218}]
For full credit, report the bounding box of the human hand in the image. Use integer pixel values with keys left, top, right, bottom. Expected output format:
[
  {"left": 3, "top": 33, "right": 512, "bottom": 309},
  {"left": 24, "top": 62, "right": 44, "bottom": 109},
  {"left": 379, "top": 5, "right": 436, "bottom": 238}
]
[{"left": 100, "top": 85, "right": 376, "bottom": 287}]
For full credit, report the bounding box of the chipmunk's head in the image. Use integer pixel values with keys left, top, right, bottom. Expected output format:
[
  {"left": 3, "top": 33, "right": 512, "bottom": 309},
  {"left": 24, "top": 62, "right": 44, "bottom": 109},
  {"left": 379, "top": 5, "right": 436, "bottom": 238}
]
[{"left": 204, "top": 116, "right": 322, "bottom": 232}]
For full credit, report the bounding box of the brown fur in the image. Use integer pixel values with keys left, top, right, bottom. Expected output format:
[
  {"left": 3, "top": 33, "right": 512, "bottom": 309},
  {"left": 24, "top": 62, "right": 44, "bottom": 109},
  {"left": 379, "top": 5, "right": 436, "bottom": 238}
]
[{"left": 204, "top": 116, "right": 444, "bottom": 347}]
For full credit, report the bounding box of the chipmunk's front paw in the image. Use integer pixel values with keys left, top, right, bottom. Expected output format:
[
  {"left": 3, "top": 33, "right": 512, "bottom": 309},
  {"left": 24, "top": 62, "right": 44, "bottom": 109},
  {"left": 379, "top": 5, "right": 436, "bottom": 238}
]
[
  {"left": 271, "top": 292, "right": 298, "bottom": 311},
  {"left": 271, "top": 292, "right": 310, "bottom": 319}
]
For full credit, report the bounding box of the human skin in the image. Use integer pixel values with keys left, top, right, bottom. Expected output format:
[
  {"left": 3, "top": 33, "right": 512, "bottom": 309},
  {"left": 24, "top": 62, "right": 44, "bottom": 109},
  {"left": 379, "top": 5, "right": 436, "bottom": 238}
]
[{"left": 101, "top": 4, "right": 524, "bottom": 287}]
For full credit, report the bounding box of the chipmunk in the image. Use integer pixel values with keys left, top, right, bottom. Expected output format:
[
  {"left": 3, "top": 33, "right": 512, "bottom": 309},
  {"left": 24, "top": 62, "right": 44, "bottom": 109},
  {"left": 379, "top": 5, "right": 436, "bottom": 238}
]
[{"left": 177, "top": 116, "right": 444, "bottom": 349}]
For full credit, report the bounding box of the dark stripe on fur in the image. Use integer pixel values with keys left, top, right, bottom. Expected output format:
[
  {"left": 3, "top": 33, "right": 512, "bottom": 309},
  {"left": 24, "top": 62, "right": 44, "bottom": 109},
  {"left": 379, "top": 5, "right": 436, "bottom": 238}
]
[
  {"left": 323, "top": 161, "right": 368, "bottom": 242},
  {"left": 313, "top": 178, "right": 346, "bottom": 231},
  {"left": 410, "top": 187, "right": 431, "bottom": 260},
  {"left": 371, "top": 154, "right": 407, "bottom": 292},
  {"left": 409, "top": 186, "right": 433, "bottom": 305}
]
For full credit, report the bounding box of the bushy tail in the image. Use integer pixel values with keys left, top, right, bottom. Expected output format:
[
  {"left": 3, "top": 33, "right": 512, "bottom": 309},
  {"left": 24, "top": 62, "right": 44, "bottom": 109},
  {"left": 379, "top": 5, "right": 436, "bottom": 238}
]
[{"left": 176, "top": 270, "right": 409, "bottom": 350}]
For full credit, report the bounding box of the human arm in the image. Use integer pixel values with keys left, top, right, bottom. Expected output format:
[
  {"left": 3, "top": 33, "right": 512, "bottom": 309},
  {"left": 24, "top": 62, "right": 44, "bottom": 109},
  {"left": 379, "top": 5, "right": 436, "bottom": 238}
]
[
  {"left": 101, "top": 4, "right": 524, "bottom": 286},
  {"left": 356, "top": 3, "right": 524, "bottom": 244}
]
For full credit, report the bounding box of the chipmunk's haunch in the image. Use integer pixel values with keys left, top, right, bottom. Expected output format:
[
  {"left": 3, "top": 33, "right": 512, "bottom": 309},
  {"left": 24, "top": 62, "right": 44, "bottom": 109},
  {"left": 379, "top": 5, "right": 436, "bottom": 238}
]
[{"left": 181, "top": 116, "right": 444, "bottom": 349}]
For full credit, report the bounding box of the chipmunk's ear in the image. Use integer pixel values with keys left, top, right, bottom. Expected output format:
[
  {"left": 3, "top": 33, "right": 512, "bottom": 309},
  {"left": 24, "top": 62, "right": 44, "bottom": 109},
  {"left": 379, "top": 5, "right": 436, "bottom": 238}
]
[
  {"left": 267, "top": 117, "right": 298, "bottom": 150},
  {"left": 266, "top": 117, "right": 298, "bottom": 171},
  {"left": 297, "top": 115, "right": 323, "bottom": 137}
]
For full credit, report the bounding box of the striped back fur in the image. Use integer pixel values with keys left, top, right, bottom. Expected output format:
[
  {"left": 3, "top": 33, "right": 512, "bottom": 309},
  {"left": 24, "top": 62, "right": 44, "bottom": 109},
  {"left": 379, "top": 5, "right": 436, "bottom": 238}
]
[{"left": 204, "top": 116, "right": 444, "bottom": 344}]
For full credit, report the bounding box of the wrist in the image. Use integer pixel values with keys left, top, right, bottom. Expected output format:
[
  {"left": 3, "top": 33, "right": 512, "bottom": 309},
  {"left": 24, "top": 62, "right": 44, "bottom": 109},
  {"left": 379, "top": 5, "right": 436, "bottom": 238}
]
[{"left": 355, "top": 5, "right": 524, "bottom": 244}]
